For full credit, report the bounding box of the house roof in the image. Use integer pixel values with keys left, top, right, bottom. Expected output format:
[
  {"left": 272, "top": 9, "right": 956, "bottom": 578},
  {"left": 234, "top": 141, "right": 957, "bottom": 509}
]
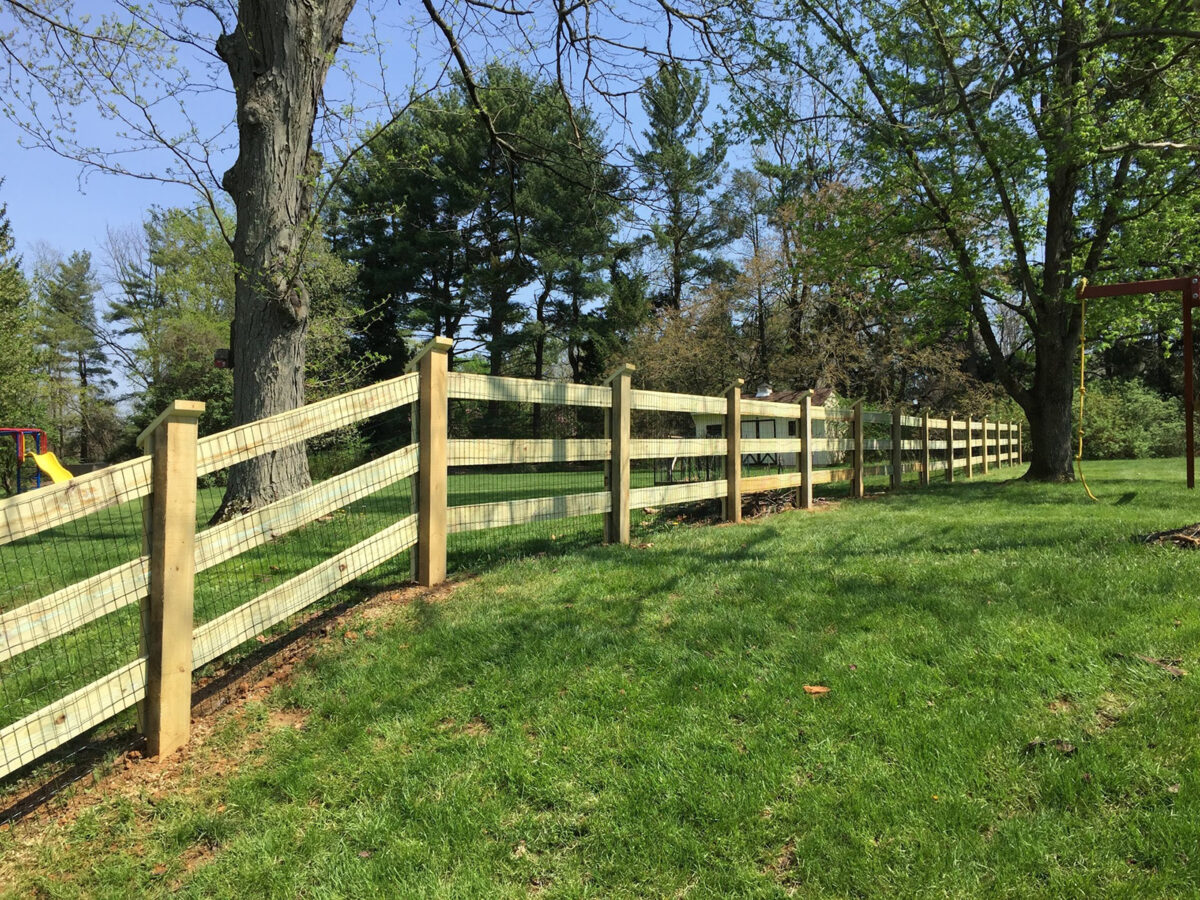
[{"left": 746, "top": 387, "right": 835, "bottom": 407}]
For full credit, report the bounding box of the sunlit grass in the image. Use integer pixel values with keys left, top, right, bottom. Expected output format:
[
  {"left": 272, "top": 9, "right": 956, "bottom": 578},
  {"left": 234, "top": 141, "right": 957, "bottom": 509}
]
[{"left": 2, "top": 459, "right": 1199, "bottom": 896}]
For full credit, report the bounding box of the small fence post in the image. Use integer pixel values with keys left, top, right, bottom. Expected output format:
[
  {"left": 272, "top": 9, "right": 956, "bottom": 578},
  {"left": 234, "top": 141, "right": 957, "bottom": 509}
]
[
  {"left": 604, "top": 363, "right": 634, "bottom": 544},
  {"left": 1017, "top": 422, "right": 1023, "bottom": 465},
  {"left": 726, "top": 379, "right": 744, "bottom": 523},
  {"left": 1005, "top": 421, "right": 1013, "bottom": 465},
  {"left": 920, "top": 411, "right": 931, "bottom": 487},
  {"left": 890, "top": 406, "right": 903, "bottom": 490},
  {"left": 411, "top": 337, "right": 452, "bottom": 586},
  {"left": 981, "top": 416, "right": 990, "bottom": 475},
  {"left": 136, "top": 399, "right": 204, "bottom": 759},
  {"left": 852, "top": 401, "right": 865, "bottom": 498},
  {"left": 799, "top": 390, "right": 814, "bottom": 509},
  {"left": 965, "top": 415, "right": 975, "bottom": 479},
  {"left": 946, "top": 413, "right": 956, "bottom": 483}
]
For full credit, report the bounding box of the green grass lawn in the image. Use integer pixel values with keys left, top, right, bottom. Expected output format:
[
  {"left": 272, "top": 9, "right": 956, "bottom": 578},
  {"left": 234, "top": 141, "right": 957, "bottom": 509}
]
[{"left": 4, "top": 458, "right": 1200, "bottom": 897}]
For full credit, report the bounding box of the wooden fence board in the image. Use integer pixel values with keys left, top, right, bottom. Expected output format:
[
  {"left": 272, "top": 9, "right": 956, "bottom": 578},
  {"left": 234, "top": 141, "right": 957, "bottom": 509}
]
[
  {"left": 449, "top": 372, "right": 611, "bottom": 408},
  {"left": 0, "top": 557, "right": 148, "bottom": 665},
  {"left": 447, "top": 491, "right": 610, "bottom": 533},
  {"left": 742, "top": 472, "right": 806, "bottom": 493},
  {"left": 192, "top": 514, "right": 419, "bottom": 669},
  {"left": 740, "top": 398, "right": 801, "bottom": 418},
  {"left": 0, "top": 456, "right": 152, "bottom": 547},
  {"left": 0, "top": 658, "right": 146, "bottom": 780},
  {"left": 741, "top": 438, "right": 806, "bottom": 454},
  {"left": 630, "top": 438, "right": 725, "bottom": 459},
  {"left": 900, "top": 415, "right": 923, "bottom": 427},
  {"left": 197, "top": 373, "right": 419, "bottom": 476},
  {"left": 630, "top": 480, "right": 727, "bottom": 507},
  {"left": 448, "top": 439, "right": 609, "bottom": 466},
  {"left": 811, "top": 438, "right": 856, "bottom": 451},
  {"left": 862, "top": 411, "right": 892, "bottom": 424},
  {"left": 629, "top": 389, "right": 725, "bottom": 415}
]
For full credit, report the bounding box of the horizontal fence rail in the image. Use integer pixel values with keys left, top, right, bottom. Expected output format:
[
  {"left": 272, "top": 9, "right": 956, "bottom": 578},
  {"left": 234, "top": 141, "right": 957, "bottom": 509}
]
[{"left": 0, "top": 337, "right": 1023, "bottom": 780}]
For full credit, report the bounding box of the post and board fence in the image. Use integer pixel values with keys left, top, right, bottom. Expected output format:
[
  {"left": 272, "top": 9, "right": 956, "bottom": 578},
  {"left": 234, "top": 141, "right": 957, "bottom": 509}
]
[{"left": 0, "top": 339, "right": 1022, "bottom": 782}]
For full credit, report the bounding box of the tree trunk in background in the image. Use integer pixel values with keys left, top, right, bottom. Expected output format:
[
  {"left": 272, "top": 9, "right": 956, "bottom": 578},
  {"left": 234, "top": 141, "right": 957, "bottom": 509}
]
[
  {"left": 1020, "top": 313, "right": 1080, "bottom": 481},
  {"left": 212, "top": 0, "right": 355, "bottom": 521}
]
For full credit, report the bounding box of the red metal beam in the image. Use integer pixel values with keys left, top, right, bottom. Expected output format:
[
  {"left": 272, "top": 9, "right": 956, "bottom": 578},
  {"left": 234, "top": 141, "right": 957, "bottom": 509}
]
[
  {"left": 1078, "top": 277, "right": 1191, "bottom": 299},
  {"left": 1077, "top": 276, "right": 1198, "bottom": 489}
]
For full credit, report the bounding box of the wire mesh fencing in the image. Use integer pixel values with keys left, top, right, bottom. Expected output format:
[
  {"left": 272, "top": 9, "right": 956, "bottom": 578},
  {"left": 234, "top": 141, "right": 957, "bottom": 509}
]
[{"left": 445, "top": 395, "right": 608, "bottom": 570}]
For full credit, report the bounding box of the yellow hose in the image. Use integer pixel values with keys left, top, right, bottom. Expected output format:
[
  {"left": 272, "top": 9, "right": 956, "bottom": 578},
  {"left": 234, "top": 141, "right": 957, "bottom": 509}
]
[{"left": 1076, "top": 280, "right": 1098, "bottom": 501}]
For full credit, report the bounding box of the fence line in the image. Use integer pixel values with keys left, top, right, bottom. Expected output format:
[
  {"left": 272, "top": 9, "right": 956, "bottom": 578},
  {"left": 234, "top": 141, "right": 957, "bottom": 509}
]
[{"left": 0, "top": 339, "right": 1023, "bottom": 779}]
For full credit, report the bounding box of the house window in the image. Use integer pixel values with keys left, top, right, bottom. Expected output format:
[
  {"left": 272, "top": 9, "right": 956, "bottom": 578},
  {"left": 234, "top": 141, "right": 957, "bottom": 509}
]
[
  {"left": 706, "top": 423, "right": 722, "bottom": 438},
  {"left": 787, "top": 420, "right": 797, "bottom": 437}
]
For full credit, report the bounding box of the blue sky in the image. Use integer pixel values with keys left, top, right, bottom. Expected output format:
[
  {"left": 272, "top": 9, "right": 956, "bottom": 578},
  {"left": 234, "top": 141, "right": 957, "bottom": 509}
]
[{"left": 0, "top": 2, "right": 736, "bottom": 276}]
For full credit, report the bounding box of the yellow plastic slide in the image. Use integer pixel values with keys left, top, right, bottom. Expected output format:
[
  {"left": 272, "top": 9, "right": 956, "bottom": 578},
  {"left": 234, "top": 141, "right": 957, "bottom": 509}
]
[{"left": 27, "top": 451, "right": 74, "bottom": 484}]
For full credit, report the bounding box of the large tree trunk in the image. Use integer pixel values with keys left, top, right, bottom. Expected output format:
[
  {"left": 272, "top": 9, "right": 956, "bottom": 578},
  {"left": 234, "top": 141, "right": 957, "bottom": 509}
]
[
  {"left": 1021, "top": 310, "right": 1080, "bottom": 481},
  {"left": 212, "top": 0, "right": 354, "bottom": 521}
]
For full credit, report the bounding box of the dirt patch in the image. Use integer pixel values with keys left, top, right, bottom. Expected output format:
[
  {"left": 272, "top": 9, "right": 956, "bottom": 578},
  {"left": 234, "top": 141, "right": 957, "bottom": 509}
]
[
  {"left": 1091, "top": 692, "right": 1130, "bottom": 733},
  {"left": 1048, "top": 697, "right": 1075, "bottom": 714},
  {"left": 764, "top": 837, "right": 797, "bottom": 881}
]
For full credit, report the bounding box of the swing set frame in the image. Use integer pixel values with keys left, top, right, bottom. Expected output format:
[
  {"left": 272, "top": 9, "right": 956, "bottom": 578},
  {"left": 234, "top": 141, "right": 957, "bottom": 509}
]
[{"left": 1077, "top": 275, "right": 1199, "bottom": 489}]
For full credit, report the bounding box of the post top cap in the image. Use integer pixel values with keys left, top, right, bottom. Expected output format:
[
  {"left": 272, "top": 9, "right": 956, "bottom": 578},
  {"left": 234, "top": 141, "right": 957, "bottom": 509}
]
[
  {"left": 406, "top": 336, "right": 454, "bottom": 372},
  {"left": 136, "top": 400, "right": 206, "bottom": 448},
  {"left": 603, "top": 362, "right": 636, "bottom": 384}
]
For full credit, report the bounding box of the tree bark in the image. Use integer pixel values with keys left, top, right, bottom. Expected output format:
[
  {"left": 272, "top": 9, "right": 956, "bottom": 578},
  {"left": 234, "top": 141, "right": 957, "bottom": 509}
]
[
  {"left": 1014, "top": 295, "right": 1079, "bottom": 481},
  {"left": 212, "top": 0, "right": 354, "bottom": 520}
]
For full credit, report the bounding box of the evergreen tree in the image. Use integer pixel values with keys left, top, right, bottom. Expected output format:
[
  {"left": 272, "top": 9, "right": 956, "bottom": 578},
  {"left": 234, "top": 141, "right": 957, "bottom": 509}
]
[
  {"left": 33, "top": 250, "right": 116, "bottom": 460},
  {"left": 0, "top": 183, "right": 42, "bottom": 492},
  {"left": 631, "top": 63, "right": 728, "bottom": 311}
]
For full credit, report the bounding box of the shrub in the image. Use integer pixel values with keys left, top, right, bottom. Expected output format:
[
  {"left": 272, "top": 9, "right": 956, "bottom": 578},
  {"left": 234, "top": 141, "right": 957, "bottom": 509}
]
[{"left": 1078, "top": 379, "right": 1184, "bottom": 460}]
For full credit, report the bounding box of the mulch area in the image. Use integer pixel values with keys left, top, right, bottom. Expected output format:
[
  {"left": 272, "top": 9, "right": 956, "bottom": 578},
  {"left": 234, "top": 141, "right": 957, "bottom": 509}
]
[{"left": 1141, "top": 523, "right": 1200, "bottom": 548}]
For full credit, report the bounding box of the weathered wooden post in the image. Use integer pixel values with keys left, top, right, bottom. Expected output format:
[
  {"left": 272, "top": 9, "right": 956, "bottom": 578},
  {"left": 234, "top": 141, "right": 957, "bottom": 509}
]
[
  {"left": 1017, "top": 422, "right": 1023, "bottom": 465},
  {"left": 981, "top": 416, "right": 990, "bottom": 476},
  {"left": 1005, "top": 421, "right": 1013, "bottom": 465},
  {"left": 920, "top": 411, "right": 931, "bottom": 487},
  {"left": 136, "top": 399, "right": 205, "bottom": 759},
  {"left": 946, "top": 413, "right": 956, "bottom": 483},
  {"left": 726, "top": 379, "right": 744, "bottom": 523},
  {"left": 890, "top": 406, "right": 903, "bottom": 490},
  {"left": 604, "top": 362, "right": 635, "bottom": 544},
  {"left": 852, "top": 400, "right": 865, "bottom": 498},
  {"left": 411, "top": 337, "right": 452, "bottom": 585},
  {"left": 799, "top": 390, "right": 814, "bottom": 509}
]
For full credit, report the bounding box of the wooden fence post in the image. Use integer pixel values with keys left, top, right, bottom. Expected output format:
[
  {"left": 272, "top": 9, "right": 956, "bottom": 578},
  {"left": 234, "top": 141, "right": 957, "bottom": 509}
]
[
  {"left": 799, "top": 390, "right": 814, "bottom": 509},
  {"left": 136, "top": 399, "right": 204, "bottom": 759},
  {"left": 1005, "top": 421, "right": 1013, "bottom": 465},
  {"left": 920, "top": 411, "right": 931, "bottom": 487},
  {"left": 890, "top": 406, "right": 903, "bottom": 490},
  {"left": 946, "top": 413, "right": 956, "bottom": 483},
  {"left": 852, "top": 400, "right": 865, "bottom": 498},
  {"left": 726, "top": 379, "right": 744, "bottom": 523},
  {"left": 604, "top": 362, "right": 635, "bottom": 544},
  {"left": 965, "top": 415, "right": 975, "bottom": 479},
  {"left": 981, "top": 416, "right": 990, "bottom": 475},
  {"left": 411, "top": 337, "right": 452, "bottom": 585},
  {"left": 1017, "top": 422, "right": 1023, "bottom": 465}
]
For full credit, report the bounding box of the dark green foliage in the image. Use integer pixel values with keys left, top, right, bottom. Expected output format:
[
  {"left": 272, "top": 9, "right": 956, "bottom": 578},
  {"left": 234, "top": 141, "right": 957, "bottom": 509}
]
[
  {"left": 333, "top": 65, "right": 623, "bottom": 389},
  {"left": 1078, "top": 379, "right": 1184, "bottom": 460}
]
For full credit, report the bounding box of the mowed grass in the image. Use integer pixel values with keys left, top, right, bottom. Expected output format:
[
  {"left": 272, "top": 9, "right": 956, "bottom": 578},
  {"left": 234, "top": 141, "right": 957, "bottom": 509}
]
[{"left": 4, "top": 459, "right": 1200, "bottom": 897}]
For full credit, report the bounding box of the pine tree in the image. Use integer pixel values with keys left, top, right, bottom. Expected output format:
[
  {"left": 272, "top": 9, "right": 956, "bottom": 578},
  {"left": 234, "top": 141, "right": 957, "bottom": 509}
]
[{"left": 631, "top": 63, "right": 728, "bottom": 311}]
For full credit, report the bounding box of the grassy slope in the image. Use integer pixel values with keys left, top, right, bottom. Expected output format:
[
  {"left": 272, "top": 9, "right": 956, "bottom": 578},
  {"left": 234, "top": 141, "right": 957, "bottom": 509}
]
[{"left": 4, "top": 459, "right": 1200, "bottom": 897}]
